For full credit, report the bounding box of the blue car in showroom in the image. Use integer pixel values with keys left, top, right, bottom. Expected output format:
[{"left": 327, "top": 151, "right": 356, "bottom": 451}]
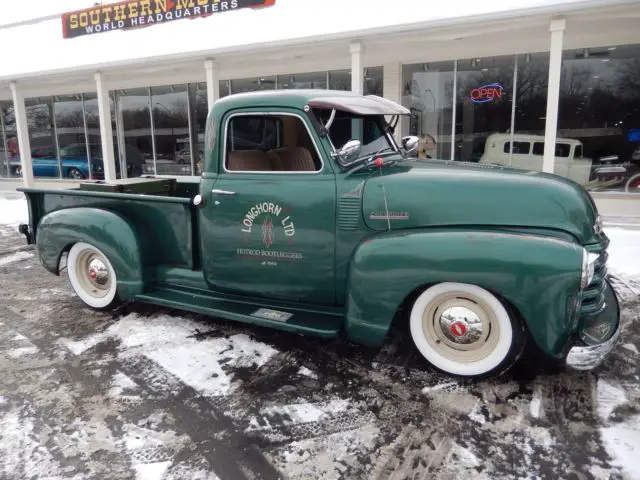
[
  {"left": 8, "top": 143, "right": 104, "bottom": 179},
  {"left": 9, "top": 143, "right": 144, "bottom": 179}
]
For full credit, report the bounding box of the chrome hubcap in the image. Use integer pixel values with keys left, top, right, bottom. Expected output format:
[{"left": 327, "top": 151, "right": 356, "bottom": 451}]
[
  {"left": 76, "top": 250, "right": 111, "bottom": 298},
  {"left": 438, "top": 306, "right": 484, "bottom": 345},
  {"left": 87, "top": 258, "right": 109, "bottom": 288},
  {"left": 422, "top": 292, "right": 500, "bottom": 363}
]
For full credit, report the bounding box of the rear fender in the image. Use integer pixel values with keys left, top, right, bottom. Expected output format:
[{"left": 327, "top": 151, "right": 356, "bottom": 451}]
[
  {"left": 35, "top": 207, "right": 143, "bottom": 300},
  {"left": 345, "top": 229, "right": 584, "bottom": 358}
]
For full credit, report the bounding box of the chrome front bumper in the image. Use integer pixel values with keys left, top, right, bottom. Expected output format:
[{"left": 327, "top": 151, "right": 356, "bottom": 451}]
[{"left": 565, "top": 321, "right": 621, "bottom": 371}]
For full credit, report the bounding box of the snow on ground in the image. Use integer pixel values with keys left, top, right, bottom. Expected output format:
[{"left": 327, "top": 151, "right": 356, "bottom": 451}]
[{"left": 0, "top": 192, "right": 27, "bottom": 228}]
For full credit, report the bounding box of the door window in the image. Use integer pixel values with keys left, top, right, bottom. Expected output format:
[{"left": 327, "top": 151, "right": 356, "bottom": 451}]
[{"left": 224, "top": 113, "right": 322, "bottom": 173}]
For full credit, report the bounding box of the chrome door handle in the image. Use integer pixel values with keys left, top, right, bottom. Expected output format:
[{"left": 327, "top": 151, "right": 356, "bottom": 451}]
[{"left": 211, "top": 189, "right": 236, "bottom": 196}]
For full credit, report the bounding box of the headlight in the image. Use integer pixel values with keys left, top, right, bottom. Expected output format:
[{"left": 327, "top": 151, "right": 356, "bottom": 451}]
[
  {"left": 594, "top": 215, "right": 603, "bottom": 235},
  {"left": 581, "top": 250, "right": 600, "bottom": 290}
]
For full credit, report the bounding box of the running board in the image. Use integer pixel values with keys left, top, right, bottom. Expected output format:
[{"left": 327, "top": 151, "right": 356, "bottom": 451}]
[{"left": 135, "top": 286, "right": 343, "bottom": 338}]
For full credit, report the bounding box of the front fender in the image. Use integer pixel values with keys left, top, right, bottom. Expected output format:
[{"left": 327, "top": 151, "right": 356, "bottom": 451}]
[
  {"left": 345, "top": 229, "right": 584, "bottom": 358},
  {"left": 36, "top": 207, "right": 143, "bottom": 300}
]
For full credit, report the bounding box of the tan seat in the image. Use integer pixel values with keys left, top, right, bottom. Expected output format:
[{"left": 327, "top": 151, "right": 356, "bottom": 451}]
[
  {"left": 268, "top": 147, "right": 316, "bottom": 172},
  {"left": 227, "top": 149, "right": 271, "bottom": 171}
]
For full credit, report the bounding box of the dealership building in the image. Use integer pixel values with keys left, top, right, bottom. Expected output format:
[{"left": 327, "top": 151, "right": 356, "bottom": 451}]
[{"left": 1, "top": 0, "right": 639, "bottom": 217}]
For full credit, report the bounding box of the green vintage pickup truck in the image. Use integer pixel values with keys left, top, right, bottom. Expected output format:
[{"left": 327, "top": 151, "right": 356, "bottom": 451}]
[{"left": 17, "top": 89, "right": 620, "bottom": 379}]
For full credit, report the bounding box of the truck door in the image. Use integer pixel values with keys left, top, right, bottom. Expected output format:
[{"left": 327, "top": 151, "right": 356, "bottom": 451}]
[{"left": 200, "top": 109, "right": 337, "bottom": 305}]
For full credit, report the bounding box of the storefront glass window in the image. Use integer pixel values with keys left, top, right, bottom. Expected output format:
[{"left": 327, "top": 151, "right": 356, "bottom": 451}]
[
  {"left": 25, "top": 97, "right": 58, "bottom": 179},
  {"left": 364, "top": 66, "right": 384, "bottom": 96},
  {"left": 54, "top": 94, "right": 93, "bottom": 180},
  {"left": 454, "top": 55, "right": 515, "bottom": 164},
  {"left": 116, "top": 88, "right": 151, "bottom": 178},
  {"left": 401, "top": 61, "right": 455, "bottom": 160},
  {"left": 277, "top": 72, "right": 327, "bottom": 90},
  {"left": 0, "top": 102, "right": 16, "bottom": 178},
  {"left": 81, "top": 93, "right": 110, "bottom": 179},
  {"left": 151, "top": 84, "right": 191, "bottom": 176},
  {"left": 558, "top": 44, "right": 640, "bottom": 193},
  {"left": 328, "top": 70, "right": 351, "bottom": 90},
  {"left": 230, "top": 76, "right": 277, "bottom": 94}
]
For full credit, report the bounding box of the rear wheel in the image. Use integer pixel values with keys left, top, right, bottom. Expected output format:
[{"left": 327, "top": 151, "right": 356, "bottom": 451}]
[
  {"left": 409, "top": 282, "right": 524, "bottom": 378},
  {"left": 625, "top": 173, "right": 640, "bottom": 193},
  {"left": 67, "top": 242, "right": 121, "bottom": 310}
]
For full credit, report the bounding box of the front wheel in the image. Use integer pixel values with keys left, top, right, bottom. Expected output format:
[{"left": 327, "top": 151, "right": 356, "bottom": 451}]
[
  {"left": 67, "top": 242, "right": 122, "bottom": 310},
  {"left": 409, "top": 282, "right": 525, "bottom": 379}
]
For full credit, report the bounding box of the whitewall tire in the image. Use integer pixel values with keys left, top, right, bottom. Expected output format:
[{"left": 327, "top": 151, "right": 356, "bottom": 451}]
[
  {"left": 67, "top": 242, "right": 121, "bottom": 310},
  {"left": 409, "top": 282, "right": 523, "bottom": 378}
]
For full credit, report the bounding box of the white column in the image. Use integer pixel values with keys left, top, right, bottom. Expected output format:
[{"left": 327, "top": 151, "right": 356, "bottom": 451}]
[
  {"left": 94, "top": 72, "right": 117, "bottom": 181},
  {"left": 350, "top": 42, "right": 364, "bottom": 95},
  {"left": 542, "top": 18, "right": 566, "bottom": 174},
  {"left": 204, "top": 59, "right": 220, "bottom": 111},
  {"left": 9, "top": 82, "right": 33, "bottom": 188},
  {"left": 383, "top": 62, "right": 403, "bottom": 142}
]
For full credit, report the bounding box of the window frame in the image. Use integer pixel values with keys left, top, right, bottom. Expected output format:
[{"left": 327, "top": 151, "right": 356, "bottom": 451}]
[{"left": 221, "top": 111, "right": 325, "bottom": 175}]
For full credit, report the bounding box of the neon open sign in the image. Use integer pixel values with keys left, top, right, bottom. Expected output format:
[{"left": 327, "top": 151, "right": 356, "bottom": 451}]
[{"left": 470, "top": 83, "right": 504, "bottom": 104}]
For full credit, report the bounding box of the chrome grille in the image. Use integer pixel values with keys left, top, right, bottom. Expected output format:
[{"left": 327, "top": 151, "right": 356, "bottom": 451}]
[{"left": 580, "top": 244, "right": 608, "bottom": 317}]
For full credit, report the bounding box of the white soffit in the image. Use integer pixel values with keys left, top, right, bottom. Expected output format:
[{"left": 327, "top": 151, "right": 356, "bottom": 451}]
[{"left": 0, "top": 0, "right": 638, "bottom": 81}]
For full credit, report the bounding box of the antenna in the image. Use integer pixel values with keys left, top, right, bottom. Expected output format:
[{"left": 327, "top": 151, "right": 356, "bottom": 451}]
[{"left": 379, "top": 167, "right": 391, "bottom": 231}]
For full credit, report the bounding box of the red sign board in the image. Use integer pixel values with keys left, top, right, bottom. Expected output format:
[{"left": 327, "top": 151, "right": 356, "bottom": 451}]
[{"left": 62, "top": 0, "right": 275, "bottom": 39}]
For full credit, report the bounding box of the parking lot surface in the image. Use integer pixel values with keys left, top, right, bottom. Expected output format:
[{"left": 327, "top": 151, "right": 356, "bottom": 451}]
[{"left": 1, "top": 203, "right": 639, "bottom": 479}]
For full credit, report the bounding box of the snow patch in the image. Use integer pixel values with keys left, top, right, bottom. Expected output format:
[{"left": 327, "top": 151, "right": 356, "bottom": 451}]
[
  {"left": 297, "top": 366, "right": 318, "bottom": 379},
  {"left": 597, "top": 379, "right": 628, "bottom": 421},
  {"left": 622, "top": 343, "right": 639, "bottom": 355},
  {"left": 0, "top": 409, "right": 61, "bottom": 478},
  {"left": 247, "top": 399, "right": 350, "bottom": 431},
  {"left": 468, "top": 400, "right": 486, "bottom": 425},
  {"left": 606, "top": 228, "right": 640, "bottom": 277},
  {"left": 530, "top": 386, "right": 543, "bottom": 419},
  {"left": 6, "top": 346, "right": 38, "bottom": 358},
  {"left": 601, "top": 415, "right": 640, "bottom": 478},
  {"left": 134, "top": 461, "right": 172, "bottom": 480},
  {"left": 61, "top": 314, "right": 279, "bottom": 397},
  {"left": 0, "top": 195, "right": 28, "bottom": 227},
  {"left": 422, "top": 381, "right": 459, "bottom": 394},
  {"left": 0, "top": 251, "right": 33, "bottom": 267},
  {"left": 108, "top": 372, "right": 139, "bottom": 398}
]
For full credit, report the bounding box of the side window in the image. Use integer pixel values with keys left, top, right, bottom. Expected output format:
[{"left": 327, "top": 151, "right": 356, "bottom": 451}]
[
  {"left": 555, "top": 143, "right": 571, "bottom": 157},
  {"left": 532, "top": 142, "right": 544, "bottom": 155},
  {"left": 575, "top": 144, "right": 583, "bottom": 158},
  {"left": 503, "top": 141, "right": 530, "bottom": 154},
  {"left": 224, "top": 114, "right": 322, "bottom": 173}
]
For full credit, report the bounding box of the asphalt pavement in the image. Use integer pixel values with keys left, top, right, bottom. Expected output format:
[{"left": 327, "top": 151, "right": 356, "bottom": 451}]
[{"left": 0, "top": 223, "right": 639, "bottom": 480}]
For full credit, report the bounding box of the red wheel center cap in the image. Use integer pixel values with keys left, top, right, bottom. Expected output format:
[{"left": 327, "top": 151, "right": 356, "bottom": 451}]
[
  {"left": 450, "top": 321, "right": 468, "bottom": 337},
  {"left": 88, "top": 268, "right": 97, "bottom": 280}
]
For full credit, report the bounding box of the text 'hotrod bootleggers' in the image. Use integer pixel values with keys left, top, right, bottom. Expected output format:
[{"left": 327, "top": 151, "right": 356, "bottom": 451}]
[{"left": 62, "top": 0, "right": 275, "bottom": 39}]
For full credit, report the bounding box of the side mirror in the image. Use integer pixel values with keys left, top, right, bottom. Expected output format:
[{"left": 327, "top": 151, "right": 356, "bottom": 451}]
[
  {"left": 335, "top": 139, "right": 361, "bottom": 166},
  {"left": 401, "top": 135, "right": 419, "bottom": 154}
]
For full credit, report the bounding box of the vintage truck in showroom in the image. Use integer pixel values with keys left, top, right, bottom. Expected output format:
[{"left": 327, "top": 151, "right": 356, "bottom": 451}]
[{"left": 17, "top": 89, "right": 620, "bottom": 379}]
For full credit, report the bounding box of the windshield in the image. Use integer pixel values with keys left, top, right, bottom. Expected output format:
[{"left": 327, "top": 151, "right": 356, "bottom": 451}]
[{"left": 312, "top": 108, "right": 396, "bottom": 160}]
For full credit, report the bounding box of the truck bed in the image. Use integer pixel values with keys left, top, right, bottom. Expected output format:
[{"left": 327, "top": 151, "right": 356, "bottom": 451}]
[{"left": 18, "top": 178, "right": 201, "bottom": 271}]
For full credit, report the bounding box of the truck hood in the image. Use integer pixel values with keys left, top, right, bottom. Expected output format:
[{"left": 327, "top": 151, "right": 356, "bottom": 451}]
[{"left": 362, "top": 159, "right": 600, "bottom": 244}]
